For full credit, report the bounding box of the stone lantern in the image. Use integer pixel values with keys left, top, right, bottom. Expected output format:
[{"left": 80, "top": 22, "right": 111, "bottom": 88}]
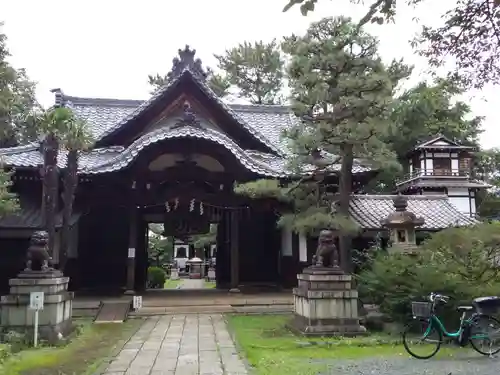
[
  {"left": 380, "top": 194, "right": 425, "bottom": 254},
  {"left": 186, "top": 257, "right": 204, "bottom": 279}
]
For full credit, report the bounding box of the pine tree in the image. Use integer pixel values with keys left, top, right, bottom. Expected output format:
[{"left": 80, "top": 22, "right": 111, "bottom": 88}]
[
  {"left": 214, "top": 40, "right": 285, "bottom": 104},
  {"left": 237, "top": 17, "right": 409, "bottom": 272}
]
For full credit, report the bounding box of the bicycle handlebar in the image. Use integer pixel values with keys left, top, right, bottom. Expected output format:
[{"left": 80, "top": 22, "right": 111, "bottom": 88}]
[{"left": 429, "top": 292, "right": 450, "bottom": 304}]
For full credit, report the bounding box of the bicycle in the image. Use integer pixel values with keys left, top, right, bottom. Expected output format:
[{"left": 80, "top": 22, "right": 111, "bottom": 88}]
[{"left": 402, "top": 292, "right": 500, "bottom": 359}]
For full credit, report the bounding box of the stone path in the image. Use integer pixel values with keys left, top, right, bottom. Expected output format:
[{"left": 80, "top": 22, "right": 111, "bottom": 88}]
[
  {"left": 103, "top": 315, "right": 248, "bottom": 375},
  {"left": 180, "top": 279, "right": 205, "bottom": 289}
]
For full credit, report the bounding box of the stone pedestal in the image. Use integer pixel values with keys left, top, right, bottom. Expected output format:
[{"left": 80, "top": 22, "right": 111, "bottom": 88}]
[
  {"left": 187, "top": 257, "right": 203, "bottom": 279},
  {"left": 207, "top": 267, "right": 216, "bottom": 282},
  {"left": 0, "top": 270, "right": 74, "bottom": 343},
  {"left": 170, "top": 268, "right": 180, "bottom": 280},
  {"left": 289, "top": 266, "right": 366, "bottom": 336}
]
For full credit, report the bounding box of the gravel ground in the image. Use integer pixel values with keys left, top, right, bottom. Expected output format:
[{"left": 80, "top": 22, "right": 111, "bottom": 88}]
[{"left": 318, "top": 352, "right": 500, "bottom": 375}]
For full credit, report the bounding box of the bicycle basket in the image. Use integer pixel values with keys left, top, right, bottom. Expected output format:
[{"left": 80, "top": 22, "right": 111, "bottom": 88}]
[{"left": 411, "top": 302, "right": 432, "bottom": 318}]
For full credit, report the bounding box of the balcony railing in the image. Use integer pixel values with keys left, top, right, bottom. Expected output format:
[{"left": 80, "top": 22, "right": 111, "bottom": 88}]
[{"left": 396, "top": 168, "right": 470, "bottom": 184}]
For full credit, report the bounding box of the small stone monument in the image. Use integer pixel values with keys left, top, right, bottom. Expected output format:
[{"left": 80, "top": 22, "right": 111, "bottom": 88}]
[
  {"left": 380, "top": 194, "right": 425, "bottom": 254},
  {"left": 187, "top": 257, "right": 203, "bottom": 279},
  {"left": 0, "top": 231, "right": 74, "bottom": 342},
  {"left": 170, "top": 260, "right": 180, "bottom": 280},
  {"left": 207, "top": 261, "right": 216, "bottom": 282},
  {"left": 290, "top": 229, "right": 366, "bottom": 336}
]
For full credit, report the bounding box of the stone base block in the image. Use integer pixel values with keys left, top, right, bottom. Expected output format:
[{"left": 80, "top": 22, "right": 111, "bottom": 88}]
[
  {"left": 291, "top": 268, "right": 365, "bottom": 337},
  {"left": 0, "top": 275, "right": 74, "bottom": 343},
  {"left": 288, "top": 315, "right": 367, "bottom": 336}
]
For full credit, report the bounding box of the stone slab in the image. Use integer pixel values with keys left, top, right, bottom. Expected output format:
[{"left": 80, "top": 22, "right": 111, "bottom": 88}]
[
  {"left": 9, "top": 276, "right": 69, "bottom": 286},
  {"left": 103, "top": 314, "right": 248, "bottom": 375}
]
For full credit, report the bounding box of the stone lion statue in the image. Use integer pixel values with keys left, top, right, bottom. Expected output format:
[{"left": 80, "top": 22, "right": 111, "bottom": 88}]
[
  {"left": 312, "top": 229, "right": 340, "bottom": 268},
  {"left": 25, "top": 230, "right": 53, "bottom": 272}
]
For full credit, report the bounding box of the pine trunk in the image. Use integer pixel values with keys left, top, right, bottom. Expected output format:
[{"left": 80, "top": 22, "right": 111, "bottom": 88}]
[
  {"left": 60, "top": 149, "right": 78, "bottom": 272},
  {"left": 338, "top": 143, "right": 353, "bottom": 273}
]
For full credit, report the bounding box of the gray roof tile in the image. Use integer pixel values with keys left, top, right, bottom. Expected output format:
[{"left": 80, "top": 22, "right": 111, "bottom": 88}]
[
  {"left": 0, "top": 202, "right": 80, "bottom": 229},
  {"left": 80, "top": 69, "right": 284, "bottom": 156},
  {"left": 82, "top": 125, "right": 289, "bottom": 177},
  {"left": 0, "top": 144, "right": 124, "bottom": 171},
  {"left": 349, "top": 195, "right": 477, "bottom": 230}
]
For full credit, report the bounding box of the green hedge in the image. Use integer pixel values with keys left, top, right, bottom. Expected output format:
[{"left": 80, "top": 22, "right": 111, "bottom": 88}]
[
  {"left": 357, "top": 222, "right": 500, "bottom": 324},
  {"left": 147, "top": 267, "right": 166, "bottom": 289}
]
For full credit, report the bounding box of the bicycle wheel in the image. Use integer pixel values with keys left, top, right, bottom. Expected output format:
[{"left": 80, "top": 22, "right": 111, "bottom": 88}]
[
  {"left": 402, "top": 318, "right": 442, "bottom": 359},
  {"left": 469, "top": 314, "right": 500, "bottom": 356}
]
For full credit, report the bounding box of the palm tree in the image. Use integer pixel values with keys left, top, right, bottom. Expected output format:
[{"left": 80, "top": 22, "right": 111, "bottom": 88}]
[{"left": 35, "top": 107, "right": 92, "bottom": 271}]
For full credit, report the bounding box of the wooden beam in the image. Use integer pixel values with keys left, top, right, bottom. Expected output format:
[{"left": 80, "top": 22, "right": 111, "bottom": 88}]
[{"left": 229, "top": 210, "right": 240, "bottom": 292}]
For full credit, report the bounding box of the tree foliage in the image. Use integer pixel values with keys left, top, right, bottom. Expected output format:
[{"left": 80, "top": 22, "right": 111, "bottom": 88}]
[
  {"left": 190, "top": 224, "right": 217, "bottom": 251},
  {"left": 148, "top": 231, "right": 174, "bottom": 267},
  {"left": 28, "top": 107, "right": 93, "bottom": 270},
  {"left": 389, "top": 77, "right": 483, "bottom": 158},
  {"left": 148, "top": 66, "right": 230, "bottom": 97},
  {"left": 362, "top": 76, "right": 485, "bottom": 193},
  {"left": 214, "top": 40, "right": 285, "bottom": 104},
  {"left": 475, "top": 148, "right": 500, "bottom": 218},
  {"left": 0, "top": 23, "right": 38, "bottom": 146},
  {"left": 237, "top": 17, "right": 409, "bottom": 271},
  {"left": 0, "top": 168, "right": 18, "bottom": 216},
  {"left": 283, "top": 0, "right": 500, "bottom": 88},
  {"left": 358, "top": 222, "right": 500, "bottom": 322}
]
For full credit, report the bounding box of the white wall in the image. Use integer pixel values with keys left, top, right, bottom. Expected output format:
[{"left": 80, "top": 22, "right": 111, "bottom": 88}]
[
  {"left": 281, "top": 227, "right": 293, "bottom": 256},
  {"left": 448, "top": 188, "right": 472, "bottom": 216},
  {"left": 298, "top": 234, "right": 308, "bottom": 262}
]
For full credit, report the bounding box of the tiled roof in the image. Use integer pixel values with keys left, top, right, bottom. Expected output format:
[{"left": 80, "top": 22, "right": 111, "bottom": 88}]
[
  {"left": 82, "top": 125, "right": 289, "bottom": 177},
  {"left": 0, "top": 93, "right": 373, "bottom": 176},
  {"left": 0, "top": 144, "right": 124, "bottom": 170},
  {"left": 77, "top": 69, "right": 284, "bottom": 156},
  {"left": 63, "top": 94, "right": 299, "bottom": 156},
  {"left": 412, "top": 135, "right": 475, "bottom": 151},
  {"left": 349, "top": 195, "right": 477, "bottom": 230},
  {"left": 0, "top": 205, "right": 80, "bottom": 229}
]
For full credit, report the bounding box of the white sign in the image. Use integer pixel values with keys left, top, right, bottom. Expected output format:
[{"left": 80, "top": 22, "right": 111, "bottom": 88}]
[
  {"left": 133, "top": 296, "right": 143, "bottom": 310},
  {"left": 128, "top": 248, "right": 136, "bottom": 258},
  {"left": 29, "top": 292, "right": 44, "bottom": 311}
]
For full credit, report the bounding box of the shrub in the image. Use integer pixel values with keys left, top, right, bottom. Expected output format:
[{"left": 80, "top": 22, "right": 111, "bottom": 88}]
[
  {"left": 357, "top": 222, "right": 500, "bottom": 324},
  {"left": 0, "top": 344, "right": 11, "bottom": 364},
  {"left": 147, "top": 266, "right": 166, "bottom": 289}
]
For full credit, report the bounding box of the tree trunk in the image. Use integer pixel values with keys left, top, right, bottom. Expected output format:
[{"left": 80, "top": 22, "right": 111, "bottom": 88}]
[
  {"left": 338, "top": 143, "right": 354, "bottom": 273},
  {"left": 59, "top": 149, "right": 78, "bottom": 272},
  {"left": 41, "top": 133, "right": 59, "bottom": 263}
]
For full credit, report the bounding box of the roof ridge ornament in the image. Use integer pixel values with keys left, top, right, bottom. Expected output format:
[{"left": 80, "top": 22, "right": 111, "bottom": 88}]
[
  {"left": 167, "top": 45, "right": 208, "bottom": 81},
  {"left": 171, "top": 100, "right": 202, "bottom": 129},
  {"left": 50, "top": 88, "right": 66, "bottom": 108}
]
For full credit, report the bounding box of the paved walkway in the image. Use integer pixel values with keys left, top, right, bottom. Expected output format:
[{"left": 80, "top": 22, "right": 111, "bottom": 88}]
[
  {"left": 103, "top": 315, "right": 248, "bottom": 375},
  {"left": 179, "top": 279, "right": 205, "bottom": 289}
]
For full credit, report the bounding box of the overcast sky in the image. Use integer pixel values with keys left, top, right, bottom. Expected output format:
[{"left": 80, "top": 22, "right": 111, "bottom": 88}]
[{"left": 1, "top": 0, "right": 499, "bottom": 149}]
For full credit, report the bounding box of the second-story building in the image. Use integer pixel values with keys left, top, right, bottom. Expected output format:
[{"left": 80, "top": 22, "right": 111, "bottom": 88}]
[{"left": 395, "top": 135, "right": 489, "bottom": 217}]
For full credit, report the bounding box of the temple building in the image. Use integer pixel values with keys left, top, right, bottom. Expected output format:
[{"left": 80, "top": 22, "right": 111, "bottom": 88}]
[
  {"left": 395, "top": 135, "right": 489, "bottom": 217},
  {"left": 0, "top": 46, "right": 483, "bottom": 293}
]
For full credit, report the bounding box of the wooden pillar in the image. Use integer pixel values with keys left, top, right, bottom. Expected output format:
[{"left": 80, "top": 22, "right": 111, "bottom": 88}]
[
  {"left": 125, "top": 206, "right": 137, "bottom": 295},
  {"left": 229, "top": 210, "right": 240, "bottom": 292}
]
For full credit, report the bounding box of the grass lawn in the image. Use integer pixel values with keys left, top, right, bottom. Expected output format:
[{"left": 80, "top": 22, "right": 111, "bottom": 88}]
[
  {"left": 0, "top": 318, "right": 142, "bottom": 375},
  {"left": 164, "top": 279, "right": 182, "bottom": 289},
  {"left": 227, "top": 314, "right": 463, "bottom": 375},
  {"left": 204, "top": 281, "right": 216, "bottom": 289}
]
